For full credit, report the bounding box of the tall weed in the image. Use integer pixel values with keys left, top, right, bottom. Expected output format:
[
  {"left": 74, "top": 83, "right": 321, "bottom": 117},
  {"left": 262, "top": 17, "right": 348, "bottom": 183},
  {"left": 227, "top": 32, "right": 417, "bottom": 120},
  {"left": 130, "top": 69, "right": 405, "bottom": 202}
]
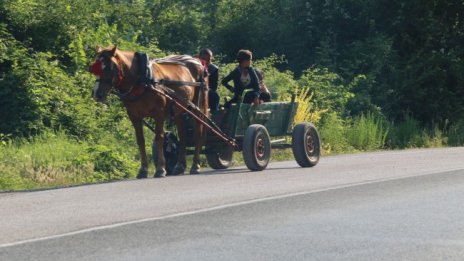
[
  {"left": 293, "top": 86, "right": 326, "bottom": 126},
  {"left": 447, "top": 119, "right": 464, "bottom": 146},
  {"left": 388, "top": 115, "right": 422, "bottom": 148},
  {"left": 346, "top": 113, "right": 389, "bottom": 151},
  {"left": 318, "top": 113, "right": 353, "bottom": 154},
  {"left": 387, "top": 115, "right": 445, "bottom": 148}
]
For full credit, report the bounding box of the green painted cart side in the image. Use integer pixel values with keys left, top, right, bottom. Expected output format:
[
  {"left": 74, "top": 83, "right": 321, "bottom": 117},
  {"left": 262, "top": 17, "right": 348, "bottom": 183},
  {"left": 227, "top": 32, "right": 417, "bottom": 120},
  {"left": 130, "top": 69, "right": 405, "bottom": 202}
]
[{"left": 221, "top": 101, "right": 298, "bottom": 138}]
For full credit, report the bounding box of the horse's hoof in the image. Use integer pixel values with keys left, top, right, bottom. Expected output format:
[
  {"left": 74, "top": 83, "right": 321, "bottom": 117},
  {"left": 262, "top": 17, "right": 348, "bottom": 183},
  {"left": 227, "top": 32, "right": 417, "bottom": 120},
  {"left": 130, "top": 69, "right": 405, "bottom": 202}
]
[
  {"left": 189, "top": 166, "right": 201, "bottom": 175},
  {"left": 172, "top": 166, "right": 185, "bottom": 176},
  {"left": 136, "top": 168, "right": 148, "bottom": 179},
  {"left": 154, "top": 169, "right": 167, "bottom": 178}
]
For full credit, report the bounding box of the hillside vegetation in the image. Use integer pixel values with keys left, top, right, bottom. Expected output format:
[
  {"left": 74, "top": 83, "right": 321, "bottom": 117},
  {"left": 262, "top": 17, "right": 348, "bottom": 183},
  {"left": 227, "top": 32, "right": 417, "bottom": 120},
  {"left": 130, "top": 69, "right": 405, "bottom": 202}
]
[{"left": 1, "top": 0, "right": 463, "bottom": 190}]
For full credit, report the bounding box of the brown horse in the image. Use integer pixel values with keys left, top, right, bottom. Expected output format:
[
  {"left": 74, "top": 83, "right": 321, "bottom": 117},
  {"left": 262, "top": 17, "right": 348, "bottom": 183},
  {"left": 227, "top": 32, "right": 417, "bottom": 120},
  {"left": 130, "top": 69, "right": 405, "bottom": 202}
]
[{"left": 90, "top": 46, "right": 208, "bottom": 178}]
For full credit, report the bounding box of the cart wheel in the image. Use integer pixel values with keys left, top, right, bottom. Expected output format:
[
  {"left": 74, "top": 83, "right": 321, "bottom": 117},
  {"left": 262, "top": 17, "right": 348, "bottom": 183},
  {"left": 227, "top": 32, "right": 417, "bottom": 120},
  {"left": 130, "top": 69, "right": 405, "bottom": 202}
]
[
  {"left": 242, "top": 124, "right": 271, "bottom": 171},
  {"left": 292, "top": 122, "right": 320, "bottom": 167},
  {"left": 206, "top": 145, "right": 234, "bottom": 169},
  {"left": 152, "top": 132, "right": 179, "bottom": 175}
]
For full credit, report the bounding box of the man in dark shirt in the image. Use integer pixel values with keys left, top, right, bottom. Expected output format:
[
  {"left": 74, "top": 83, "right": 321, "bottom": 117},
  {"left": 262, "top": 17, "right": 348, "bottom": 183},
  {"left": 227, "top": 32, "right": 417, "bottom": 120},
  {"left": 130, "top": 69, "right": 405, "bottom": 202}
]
[
  {"left": 221, "top": 49, "right": 260, "bottom": 108},
  {"left": 199, "top": 49, "right": 220, "bottom": 111}
]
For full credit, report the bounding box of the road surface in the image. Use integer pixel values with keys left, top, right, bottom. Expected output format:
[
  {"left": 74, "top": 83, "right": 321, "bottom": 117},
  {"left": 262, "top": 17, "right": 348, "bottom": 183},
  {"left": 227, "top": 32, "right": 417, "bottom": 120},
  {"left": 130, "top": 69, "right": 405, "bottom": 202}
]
[{"left": 1, "top": 148, "right": 463, "bottom": 260}]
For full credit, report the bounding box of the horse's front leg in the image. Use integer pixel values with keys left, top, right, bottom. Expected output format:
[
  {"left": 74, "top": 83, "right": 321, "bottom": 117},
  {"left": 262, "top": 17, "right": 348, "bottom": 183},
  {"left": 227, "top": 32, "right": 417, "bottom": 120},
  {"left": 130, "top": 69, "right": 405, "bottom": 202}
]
[
  {"left": 129, "top": 115, "right": 149, "bottom": 179},
  {"left": 153, "top": 115, "right": 167, "bottom": 178},
  {"left": 172, "top": 112, "right": 187, "bottom": 175}
]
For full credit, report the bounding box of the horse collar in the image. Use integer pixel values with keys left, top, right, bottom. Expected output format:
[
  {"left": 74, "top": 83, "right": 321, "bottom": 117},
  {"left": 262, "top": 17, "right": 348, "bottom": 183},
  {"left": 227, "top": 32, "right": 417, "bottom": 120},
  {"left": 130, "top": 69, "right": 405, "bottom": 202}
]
[
  {"left": 113, "top": 57, "right": 124, "bottom": 87},
  {"left": 118, "top": 84, "right": 148, "bottom": 102}
]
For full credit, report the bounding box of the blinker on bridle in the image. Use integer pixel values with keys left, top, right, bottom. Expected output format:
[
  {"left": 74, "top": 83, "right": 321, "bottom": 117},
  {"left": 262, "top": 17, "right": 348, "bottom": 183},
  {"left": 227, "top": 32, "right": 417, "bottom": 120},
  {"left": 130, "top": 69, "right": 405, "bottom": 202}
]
[
  {"left": 90, "top": 59, "right": 104, "bottom": 76},
  {"left": 89, "top": 56, "right": 124, "bottom": 87}
]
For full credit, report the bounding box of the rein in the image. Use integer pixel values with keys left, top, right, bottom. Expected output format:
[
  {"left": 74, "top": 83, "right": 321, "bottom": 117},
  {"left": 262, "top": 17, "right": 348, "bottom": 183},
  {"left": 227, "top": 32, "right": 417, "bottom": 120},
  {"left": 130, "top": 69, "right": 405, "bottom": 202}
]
[
  {"left": 157, "top": 79, "right": 204, "bottom": 88},
  {"left": 110, "top": 77, "right": 205, "bottom": 102}
]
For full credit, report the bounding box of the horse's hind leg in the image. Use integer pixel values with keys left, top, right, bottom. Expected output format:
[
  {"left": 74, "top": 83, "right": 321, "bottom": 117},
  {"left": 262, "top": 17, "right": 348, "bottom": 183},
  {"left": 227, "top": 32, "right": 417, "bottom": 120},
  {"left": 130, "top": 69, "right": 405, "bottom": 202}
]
[
  {"left": 172, "top": 112, "right": 187, "bottom": 175},
  {"left": 190, "top": 121, "right": 203, "bottom": 174},
  {"left": 190, "top": 86, "right": 207, "bottom": 174},
  {"left": 129, "top": 115, "right": 149, "bottom": 179},
  {"left": 153, "top": 115, "right": 167, "bottom": 178}
]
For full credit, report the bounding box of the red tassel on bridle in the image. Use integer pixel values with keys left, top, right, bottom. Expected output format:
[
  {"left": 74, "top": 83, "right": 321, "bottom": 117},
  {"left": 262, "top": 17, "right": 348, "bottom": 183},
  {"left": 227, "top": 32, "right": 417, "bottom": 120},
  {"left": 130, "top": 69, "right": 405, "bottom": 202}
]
[
  {"left": 90, "top": 59, "right": 104, "bottom": 76},
  {"left": 90, "top": 58, "right": 124, "bottom": 86}
]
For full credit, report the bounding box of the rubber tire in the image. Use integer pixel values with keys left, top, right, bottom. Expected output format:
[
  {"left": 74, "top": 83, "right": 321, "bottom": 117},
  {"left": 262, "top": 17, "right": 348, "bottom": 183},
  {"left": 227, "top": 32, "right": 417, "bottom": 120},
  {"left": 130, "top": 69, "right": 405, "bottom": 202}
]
[
  {"left": 205, "top": 145, "right": 234, "bottom": 169},
  {"left": 292, "top": 122, "right": 320, "bottom": 167},
  {"left": 242, "top": 124, "right": 271, "bottom": 171}
]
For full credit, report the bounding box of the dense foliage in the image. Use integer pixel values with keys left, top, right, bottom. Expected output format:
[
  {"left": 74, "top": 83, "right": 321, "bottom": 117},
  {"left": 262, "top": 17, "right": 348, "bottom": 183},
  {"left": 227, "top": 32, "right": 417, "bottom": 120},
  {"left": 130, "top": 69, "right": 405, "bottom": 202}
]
[
  {"left": 0, "top": 0, "right": 463, "bottom": 189},
  {"left": 1, "top": 0, "right": 462, "bottom": 135}
]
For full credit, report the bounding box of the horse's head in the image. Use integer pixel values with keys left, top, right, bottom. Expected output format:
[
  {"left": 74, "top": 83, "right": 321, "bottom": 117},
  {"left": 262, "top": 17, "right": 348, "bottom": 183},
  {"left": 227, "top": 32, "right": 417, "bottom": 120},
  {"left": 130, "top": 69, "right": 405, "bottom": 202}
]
[{"left": 89, "top": 45, "right": 123, "bottom": 103}]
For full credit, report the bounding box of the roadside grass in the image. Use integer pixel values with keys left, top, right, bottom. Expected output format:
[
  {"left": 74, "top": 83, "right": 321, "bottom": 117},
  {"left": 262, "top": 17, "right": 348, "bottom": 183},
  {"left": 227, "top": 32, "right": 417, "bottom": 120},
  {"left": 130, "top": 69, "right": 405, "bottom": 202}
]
[
  {"left": 346, "top": 113, "right": 389, "bottom": 151},
  {"left": 1, "top": 132, "right": 87, "bottom": 190},
  {"left": 447, "top": 119, "right": 464, "bottom": 146},
  {"left": 387, "top": 115, "right": 446, "bottom": 149},
  {"left": 1, "top": 117, "right": 463, "bottom": 191},
  {"left": 318, "top": 112, "right": 389, "bottom": 154},
  {"left": 318, "top": 113, "right": 354, "bottom": 154},
  {"left": 0, "top": 131, "right": 139, "bottom": 191}
]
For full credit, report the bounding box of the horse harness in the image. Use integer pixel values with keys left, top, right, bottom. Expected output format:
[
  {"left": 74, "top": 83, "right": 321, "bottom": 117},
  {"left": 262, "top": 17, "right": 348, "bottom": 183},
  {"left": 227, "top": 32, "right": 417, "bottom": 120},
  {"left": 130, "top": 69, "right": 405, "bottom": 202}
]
[
  {"left": 90, "top": 52, "right": 206, "bottom": 102},
  {"left": 90, "top": 51, "right": 238, "bottom": 149}
]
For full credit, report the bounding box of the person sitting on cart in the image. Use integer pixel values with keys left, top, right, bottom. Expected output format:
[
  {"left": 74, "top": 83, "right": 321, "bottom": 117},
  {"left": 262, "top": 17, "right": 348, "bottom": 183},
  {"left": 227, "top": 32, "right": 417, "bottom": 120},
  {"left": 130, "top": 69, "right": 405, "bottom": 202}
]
[
  {"left": 199, "top": 48, "right": 220, "bottom": 111},
  {"left": 255, "top": 69, "right": 271, "bottom": 102},
  {"left": 222, "top": 49, "right": 260, "bottom": 108}
]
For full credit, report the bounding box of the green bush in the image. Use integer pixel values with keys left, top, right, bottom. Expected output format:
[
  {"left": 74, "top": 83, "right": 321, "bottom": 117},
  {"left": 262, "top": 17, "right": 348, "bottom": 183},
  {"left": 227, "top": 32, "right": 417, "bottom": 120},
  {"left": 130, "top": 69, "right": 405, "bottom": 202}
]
[
  {"left": 318, "top": 112, "right": 353, "bottom": 154},
  {"left": 74, "top": 145, "right": 138, "bottom": 182},
  {"left": 346, "top": 113, "right": 389, "bottom": 151},
  {"left": 387, "top": 115, "right": 446, "bottom": 149},
  {"left": 252, "top": 55, "right": 299, "bottom": 101},
  {"left": 388, "top": 115, "right": 423, "bottom": 149},
  {"left": 298, "top": 68, "right": 354, "bottom": 114},
  {"left": 447, "top": 119, "right": 464, "bottom": 146}
]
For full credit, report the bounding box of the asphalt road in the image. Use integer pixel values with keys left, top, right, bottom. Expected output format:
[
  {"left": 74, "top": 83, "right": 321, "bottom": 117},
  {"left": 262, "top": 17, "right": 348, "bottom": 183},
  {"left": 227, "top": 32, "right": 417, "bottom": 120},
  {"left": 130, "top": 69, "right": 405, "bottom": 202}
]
[{"left": 1, "top": 148, "right": 464, "bottom": 260}]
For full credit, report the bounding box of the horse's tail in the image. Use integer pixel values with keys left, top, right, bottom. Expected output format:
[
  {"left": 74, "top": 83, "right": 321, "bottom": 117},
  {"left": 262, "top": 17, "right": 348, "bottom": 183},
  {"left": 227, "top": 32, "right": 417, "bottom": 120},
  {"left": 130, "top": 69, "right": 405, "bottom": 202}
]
[
  {"left": 185, "top": 62, "right": 208, "bottom": 147},
  {"left": 198, "top": 66, "right": 209, "bottom": 117},
  {"left": 188, "top": 63, "right": 208, "bottom": 117}
]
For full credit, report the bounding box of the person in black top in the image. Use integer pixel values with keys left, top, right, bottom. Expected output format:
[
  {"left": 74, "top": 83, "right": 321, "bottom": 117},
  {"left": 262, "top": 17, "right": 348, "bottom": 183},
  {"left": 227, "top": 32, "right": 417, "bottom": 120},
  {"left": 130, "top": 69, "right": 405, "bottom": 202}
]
[
  {"left": 199, "top": 48, "right": 220, "bottom": 111},
  {"left": 222, "top": 49, "right": 260, "bottom": 108}
]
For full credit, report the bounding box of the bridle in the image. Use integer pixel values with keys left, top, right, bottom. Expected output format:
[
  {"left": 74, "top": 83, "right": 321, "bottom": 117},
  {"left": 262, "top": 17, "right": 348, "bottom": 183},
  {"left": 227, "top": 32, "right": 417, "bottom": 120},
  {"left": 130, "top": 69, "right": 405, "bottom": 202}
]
[{"left": 90, "top": 53, "right": 125, "bottom": 94}]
